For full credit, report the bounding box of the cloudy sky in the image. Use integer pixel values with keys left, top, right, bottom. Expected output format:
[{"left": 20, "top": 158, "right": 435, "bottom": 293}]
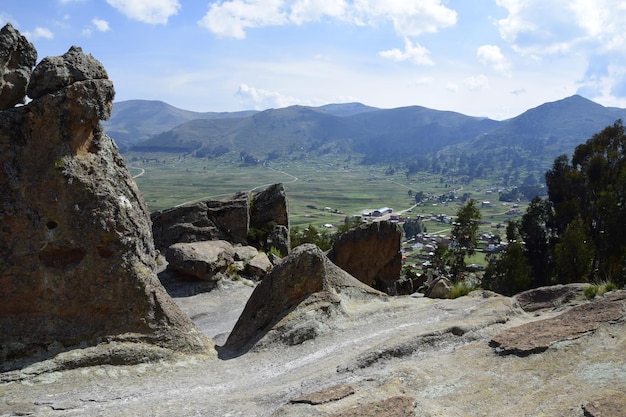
[{"left": 2, "top": 0, "right": 626, "bottom": 120}]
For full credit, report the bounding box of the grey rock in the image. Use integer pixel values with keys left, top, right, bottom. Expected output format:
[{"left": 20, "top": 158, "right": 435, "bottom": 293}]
[
  {"left": 245, "top": 251, "right": 273, "bottom": 279},
  {"left": 27, "top": 45, "right": 107, "bottom": 100},
  {"left": 166, "top": 240, "right": 235, "bottom": 281},
  {"left": 250, "top": 183, "right": 290, "bottom": 256},
  {"left": 0, "top": 23, "right": 37, "bottom": 110},
  {"left": 233, "top": 244, "right": 259, "bottom": 262},
  {"left": 514, "top": 283, "right": 588, "bottom": 312}
]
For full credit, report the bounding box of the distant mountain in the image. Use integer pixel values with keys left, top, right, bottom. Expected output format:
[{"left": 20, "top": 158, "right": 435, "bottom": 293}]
[
  {"left": 126, "top": 103, "right": 500, "bottom": 162},
  {"left": 102, "top": 100, "right": 257, "bottom": 151},
  {"left": 104, "top": 95, "right": 626, "bottom": 184},
  {"left": 438, "top": 95, "right": 626, "bottom": 179}
]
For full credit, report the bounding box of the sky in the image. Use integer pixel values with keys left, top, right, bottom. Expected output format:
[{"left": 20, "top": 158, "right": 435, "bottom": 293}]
[{"left": 2, "top": 0, "right": 626, "bottom": 120}]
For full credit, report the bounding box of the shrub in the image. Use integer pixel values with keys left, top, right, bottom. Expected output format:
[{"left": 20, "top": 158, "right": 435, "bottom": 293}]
[
  {"left": 584, "top": 285, "right": 598, "bottom": 300},
  {"left": 446, "top": 282, "right": 474, "bottom": 299}
]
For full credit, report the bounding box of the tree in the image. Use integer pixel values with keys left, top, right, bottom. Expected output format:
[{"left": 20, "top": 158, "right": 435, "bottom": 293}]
[
  {"left": 402, "top": 218, "right": 425, "bottom": 239},
  {"left": 554, "top": 216, "right": 594, "bottom": 283},
  {"left": 519, "top": 197, "right": 554, "bottom": 287},
  {"left": 449, "top": 199, "right": 481, "bottom": 281},
  {"left": 483, "top": 241, "right": 532, "bottom": 295}
]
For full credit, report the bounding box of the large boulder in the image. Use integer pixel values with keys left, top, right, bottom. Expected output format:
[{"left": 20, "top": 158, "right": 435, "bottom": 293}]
[
  {"left": 0, "top": 36, "right": 211, "bottom": 370},
  {"left": 166, "top": 240, "right": 235, "bottom": 281},
  {"left": 152, "top": 192, "right": 250, "bottom": 250},
  {"left": 327, "top": 221, "right": 402, "bottom": 294},
  {"left": 220, "top": 244, "right": 385, "bottom": 355},
  {"left": 249, "top": 183, "right": 290, "bottom": 255},
  {"left": 0, "top": 23, "right": 36, "bottom": 110}
]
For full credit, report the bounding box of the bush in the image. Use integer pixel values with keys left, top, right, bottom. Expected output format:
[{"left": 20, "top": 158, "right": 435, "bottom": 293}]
[
  {"left": 446, "top": 282, "right": 474, "bottom": 299},
  {"left": 584, "top": 281, "right": 618, "bottom": 299},
  {"left": 584, "top": 285, "right": 598, "bottom": 299}
]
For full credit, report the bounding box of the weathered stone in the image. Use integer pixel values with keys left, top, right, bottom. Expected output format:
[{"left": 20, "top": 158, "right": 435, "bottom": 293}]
[
  {"left": 491, "top": 290, "right": 626, "bottom": 355},
  {"left": 426, "top": 276, "right": 452, "bottom": 299},
  {"left": 327, "top": 221, "right": 402, "bottom": 293},
  {"left": 233, "top": 245, "right": 258, "bottom": 262},
  {"left": 245, "top": 251, "right": 273, "bottom": 279},
  {"left": 0, "top": 38, "right": 211, "bottom": 370},
  {"left": 328, "top": 396, "right": 416, "bottom": 417},
  {"left": 27, "top": 45, "right": 107, "bottom": 100},
  {"left": 166, "top": 240, "right": 235, "bottom": 281},
  {"left": 0, "top": 23, "right": 36, "bottom": 110},
  {"left": 152, "top": 192, "right": 250, "bottom": 250},
  {"left": 582, "top": 395, "right": 626, "bottom": 417},
  {"left": 514, "top": 283, "right": 588, "bottom": 312},
  {"left": 291, "top": 384, "right": 355, "bottom": 405},
  {"left": 250, "top": 183, "right": 290, "bottom": 255},
  {"left": 221, "top": 244, "right": 385, "bottom": 354}
]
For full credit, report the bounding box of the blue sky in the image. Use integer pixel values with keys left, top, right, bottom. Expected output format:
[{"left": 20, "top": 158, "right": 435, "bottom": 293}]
[{"left": 2, "top": 0, "right": 626, "bottom": 120}]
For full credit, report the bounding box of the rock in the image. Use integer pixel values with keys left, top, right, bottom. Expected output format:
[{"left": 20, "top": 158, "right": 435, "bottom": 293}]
[
  {"left": 0, "top": 36, "right": 211, "bottom": 371},
  {"left": 514, "top": 283, "right": 588, "bottom": 312},
  {"left": 327, "top": 221, "right": 402, "bottom": 294},
  {"left": 165, "top": 240, "right": 235, "bottom": 281},
  {"left": 427, "top": 276, "right": 452, "bottom": 299},
  {"left": 245, "top": 251, "right": 273, "bottom": 279},
  {"left": 233, "top": 245, "right": 258, "bottom": 262},
  {"left": 27, "top": 45, "right": 107, "bottom": 100},
  {"left": 220, "top": 244, "right": 385, "bottom": 354},
  {"left": 249, "top": 183, "right": 290, "bottom": 256},
  {"left": 152, "top": 192, "right": 250, "bottom": 250},
  {"left": 328, "top": 396, "right": 416, "bottom": 417},
  {"left": 0, "top": 23, "right": 36, "bottom": 110},
  {"left": 291, "top": 384, "right": 355, "bottom": 405},
  {"left": 582, "top": 395, "right": 626, "bottom": 417},
  {"left": 491, "top": 290, "right": 626, "bottom": 355}
]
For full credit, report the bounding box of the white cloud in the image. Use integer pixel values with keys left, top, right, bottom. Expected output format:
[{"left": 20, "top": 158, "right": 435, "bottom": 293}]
[
  {"left": 290, "top": 0, "right": 348, "bottom": 25},
  {"left": 199, "top": 0, "right": 457, "bottom": 39},
  {"left": 92, "top": 18, "right": 110, "bottom": 32},
  {"left": 198, "top": 0, "right": 286, "bottom": 39},
  {"left": 236, "top": 83, "right": 300, "bottom": 109},
  {"left": 106, "top": 0, "right": 180, "bottom": 25},
  {"left": 23, "top": 27, "right": 54, "bottom": 40},
  {"left": 477, "top": 45, "right": 511, "bottom": 75},
  {"left": 446, "top": 83, "right": 459, "bottom": 93},
  {"left": 379, "top": 38, "right": 434, "bottom": 66},
  {"left": 465, "top": 74, "right": 489, "bottom": 90},
  {"left": 353, "top": 0, "right": 457, "bottom": 37}
]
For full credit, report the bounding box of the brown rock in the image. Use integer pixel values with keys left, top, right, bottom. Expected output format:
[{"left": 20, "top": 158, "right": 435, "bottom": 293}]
[
  {"left": 328, "top": 396, "right": 416, "bottom": 417},
  {"left": 583, "top": 395, "right": 626, "bottom": 417},
  {"left": 221, "top": 244, "right": 385, "bottom": 354},
  {"left": 0, "top": 39, "right": 211, "bottom": 370},
  {"left": 249, "top": 183, "right": 290, "bottom": 256},
  {"left": 327, "top": 221, "right": 402, "bottom": 294},
  {"left": 165, "top": 240, "right": 235, "bottom": 281},
  {"left": 491, "top": 291, "right": 626, "bottom": 355},
  {"left": 0, "top": 23, "right": 36, "bottom": 110},
  {"left": 291, "top": 384, "right": 355, "bottom": 405}
]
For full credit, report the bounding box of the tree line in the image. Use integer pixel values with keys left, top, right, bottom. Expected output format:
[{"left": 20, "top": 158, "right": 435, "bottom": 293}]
[{"left": 483, "top": 121, "right": 626, "bottom": 294}]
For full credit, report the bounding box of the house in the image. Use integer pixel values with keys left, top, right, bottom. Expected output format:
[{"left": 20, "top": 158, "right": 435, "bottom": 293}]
[{"left": 372, "top": 207, "right": 393, "bottom": 217}]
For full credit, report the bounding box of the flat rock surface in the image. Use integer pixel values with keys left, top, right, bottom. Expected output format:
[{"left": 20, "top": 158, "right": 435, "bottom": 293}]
[{"left": 1, "top": 288, "right": 625, "bottom": 417}]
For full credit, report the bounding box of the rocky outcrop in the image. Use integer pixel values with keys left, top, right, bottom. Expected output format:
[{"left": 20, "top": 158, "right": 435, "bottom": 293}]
[
  {"left": 152, "top": 183, "right": 290, "bottom": 255},
  {"left": 0, "top": 29, "right": 211, "bottom": 370},
  {"left": 514, "top": 283, "right": 588, "bottom": 312},
  {"left": 152, "top": 192, "right": 250, "bottom": 249},
  {"left": 220, "top": 244, "right": 385, "bottom": 355},
  {"left": 0, "top": 23, "right": 36, "bottom": 110},
  {"left": 491, "top": 290, "right": 626, "bottom": 355},
  {"left": 327, "top": 221, "right": 402, "bottom": 294}
]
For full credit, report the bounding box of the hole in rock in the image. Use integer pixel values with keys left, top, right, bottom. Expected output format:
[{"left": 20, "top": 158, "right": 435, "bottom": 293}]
[{"left": 46, "top": 221, "right": 58, "bottom": 230}]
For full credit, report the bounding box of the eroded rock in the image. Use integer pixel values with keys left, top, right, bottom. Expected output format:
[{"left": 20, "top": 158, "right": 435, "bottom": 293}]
[
  {"left": 491, "top": 290, "right": 626, "bottom": 355},
  {"left": 220, "top": 244, "right": 385, "bottom": 354},
  {"left": 0, "top": 33, "right": 211, "bottom": 370},
  {"left": 165, "top": 240, "right": 235, "bottom": 281},
  {"left": 0, "top": 23, "right": 37, "bottom": 110},
  {"left": 327, "top": 221, "right": 402, "bottom": 294}
]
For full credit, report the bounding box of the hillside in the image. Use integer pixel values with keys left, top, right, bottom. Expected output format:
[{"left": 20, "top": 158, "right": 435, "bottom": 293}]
[{"left": 105, "top": 95, "right": 626, "bottom": 185}]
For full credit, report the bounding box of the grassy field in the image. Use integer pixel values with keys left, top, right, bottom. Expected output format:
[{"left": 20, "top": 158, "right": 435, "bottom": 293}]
[{"left": 127, "top": 153, "right": 528, "bottom": 251}]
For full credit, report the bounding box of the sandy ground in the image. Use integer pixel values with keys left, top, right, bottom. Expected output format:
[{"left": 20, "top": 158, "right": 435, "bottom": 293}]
[{"left": 1, "top": 281, "right": 624, "bottom": 417}]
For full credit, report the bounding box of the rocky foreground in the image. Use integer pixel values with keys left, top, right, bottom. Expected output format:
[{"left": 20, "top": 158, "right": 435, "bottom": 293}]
[{"left": 1, "top": 282, "right": 624, "bottom": 417}]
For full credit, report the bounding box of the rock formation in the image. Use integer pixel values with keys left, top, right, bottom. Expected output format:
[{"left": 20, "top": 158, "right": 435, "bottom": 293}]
[
  {"left": 152, "top": 183, "right": 290, "bottom": 255},
  {"left": 0, "top": 23, "right": 36, "bottom": 110},
  {"left": 166, "top": 240, "right": 235, "bottom": 282},
  {"left": 220, "top": 244, "right": 385, "bottom": 355},
  {"left": 327, "top": 221, "right": 402, "bottom": 294},
  {"left": 0, "top": 26, "right": 211, "bottom": 370}
]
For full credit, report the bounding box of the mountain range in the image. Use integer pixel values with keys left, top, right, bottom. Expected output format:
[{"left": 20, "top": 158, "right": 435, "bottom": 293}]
[{"left": 103, "top": 95, "right": 626, "bottom": 181}]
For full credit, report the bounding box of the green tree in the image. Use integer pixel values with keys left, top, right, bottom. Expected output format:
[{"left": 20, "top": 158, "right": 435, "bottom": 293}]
[
  {"left": 519, "top": 197, "right": 554, "bottom": 287},
  {"left": 554, "top": 216, "right": 594, "bottom": 283},
  {"left": 449, "top": 199, "right": 481, "bottom": 281},
  {"left": 483, "top": 241, "right": 532, "bottom": 295}
]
